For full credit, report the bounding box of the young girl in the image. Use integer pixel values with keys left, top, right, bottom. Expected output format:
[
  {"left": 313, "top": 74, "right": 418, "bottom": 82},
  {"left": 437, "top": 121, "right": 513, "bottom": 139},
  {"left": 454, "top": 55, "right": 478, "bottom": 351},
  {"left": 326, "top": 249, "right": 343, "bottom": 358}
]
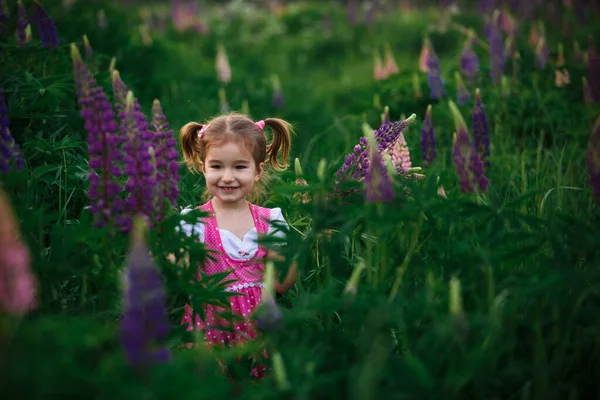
[{"left": 177, "top": 113, "right": 298, "bottom": 377}]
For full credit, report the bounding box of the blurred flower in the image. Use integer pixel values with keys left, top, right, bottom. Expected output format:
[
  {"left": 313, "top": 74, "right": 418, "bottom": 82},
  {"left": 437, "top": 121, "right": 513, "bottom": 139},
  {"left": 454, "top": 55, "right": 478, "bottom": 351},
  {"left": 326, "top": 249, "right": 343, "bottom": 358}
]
[
  {"left": 574, "top": 40, "right": 583, "bottom": 65},
  {"left": 32, "top": 1, "right": 59, "bottom": 49},
  {"left": 0, "top": 0, "right": 8, "bottom": 34},
  {"left": 97, "top": 9, "right": 107, "bottom": 30},
  {"left": 390, "top": 131, "right": 411, "bottom": 170},
  {"left": 121, "top": 91, "right": 157, "bottom": 233},
  {"left": 536, "top": 37, "right": 549, "bottom": 69},
  {"left": 150, "top": 99, "right": 180, "bottom": 219},
  {"left": 381, "top": 105, "right": 390, "bottom": 126},
  {"left": 139, "top": 24, "right": 152, "bottom": 46},
  {"left": 218, "top": 88, "right": 229, "bottom": 113},
  {"left": 0, "top": 188, "right": 37, "bottom": 317},
  {"left": 425, "top": 39, "right": 445, "bottom": 99},
  {"left": 472, "top": 88, "right": 490, "bottom": 169},
  {"left": 292, "top": 158, "right": 310, "bottom": 204},
  {"left": 420, "top": 105, "right": 436, "bottom": 167},
  {"left": 373, "top": 50, "right": 387, "bottom": 81},
  {"left": 587, "top": 37, "right": 600, "bottom": 102},
  {"left": 487, "top": 11, "right": 504, "bottom": 85},
  {"left": 455, "top": 72, "right": 470, "bottom": 105},
  {"left": 83, "top": 34, "right": 92, "bottom": 60},
  {"left": 412, "top": 72, "right": 422, "bottom": 99},
  {"left": 271, "top": 74, "right": 284, "bottom": 109},
  {"left": 383, "top": 44, "right": 399, "bottom": 75},
  {"left": 555, "top": 44, "right": 570, "bottom": 87},
  {"left": 459, "top": 31, "right": 479, "bottom": 85},
  {"left": 418, "top": 38, "right": 429, "bottom": 72},
  {"left": 216, "top": 44, "right": 231, "bottom": 84},
  {"left": 346, "top": 0, "right": 358, "bottom": 24},
  {"left": 364, "top": 140, "right": 394, "bottom": 203},
  {"left": 0, "top": 91, "right": 26, "bottom": 173},
  {"left": 16, "top": 0, "right": 29, "bottom": 47},
  {"left": 120, "top": 215, "right": 170, "bottom": 367},
  {"left": 450, "top": 101, "right": 489, "bottom": 193},
  {"left": 528, "top": 24, "right": 540, "bottom": 48},
  {"left": 501, "top": 75, "right": 510, "bottom": 98}
]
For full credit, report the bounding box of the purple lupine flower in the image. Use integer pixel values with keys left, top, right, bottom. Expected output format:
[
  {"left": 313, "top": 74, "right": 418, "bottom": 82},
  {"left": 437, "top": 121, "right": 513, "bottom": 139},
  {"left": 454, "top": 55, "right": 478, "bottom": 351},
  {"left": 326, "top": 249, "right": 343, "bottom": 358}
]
[
  {"left": 347, "top": 0, "right": 358, "bottom": 24},
  {"left": 271, "top": 75, "right": 284, "bottom": 109},
  {"left": 32, "top": 1, "right": 59, "bottom": 49},
  {"left": 459, "top": 33, "right": 479, "bottom": 85},
  {"left": 0, "top": 91, "right": 26, "bottom": 173},
  {"left": 487, "top": 11, "right": 504, "bottom": 85},
  {"left": 420, "top": 105, "right": 436, "bottom": 167},
  {"left": 111, "top": 70, "right": 129, "bottom": 115},
  {"left": 16, "top": 0, "right": 28, "bottom": 47},
  {"left": 479, "top": 0, "right": 496, "bottom": 14},
  {"left": 472, "top": 89, "right": 490, "bottom": 168},
  {"left": 450, "top": 101, "right": 489, "bottom": 193},
  {"left": 364, "top": 142, "right": 394, "bottom": 203},
  {"left": 72, "top": 46, "right": 123, "bottom": 228},
  {"left": 381, "top": 105, "right": 390, "bottom": 126},
  {"left": 255, "top": 296, "right": 283, "bottom": 333},
  {"left": 120, "top": 215, "right": 170, "bottom": 367},
  {"left": 150, "top": 99, "right": 180, "bottom": 217},
  {"left": 587, "top": 37, "right": 600, "bottom": 102},
  {"left": 455, "top": 72, "right": 470, "bottom": 105},
  {"left": 121, "top": 91, "right": 157, "bottom": 233},
  {"left": 586, "top": 117, "right": 600, "bottom": 207},
  {"left": 425, "top": 39, "right": 445, "bottom": 99},
  {"left": 337, "top": 115, "right": 416, "bottom": 182}
]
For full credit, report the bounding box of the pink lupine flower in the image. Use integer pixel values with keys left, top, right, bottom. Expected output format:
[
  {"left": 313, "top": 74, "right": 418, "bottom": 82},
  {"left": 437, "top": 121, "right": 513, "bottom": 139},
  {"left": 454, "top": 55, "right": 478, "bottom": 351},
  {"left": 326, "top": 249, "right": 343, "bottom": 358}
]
[
  {"left": 418, "top": 39, "right": 430, "bottom": 72},
  {"left": 555, "top": 44, "right": 570, "bottom": 87},
  {"left": 384, "top": 44, "right": 399, "bottom": 75},
  {"left": 216, "top": 44, "right": 231, "bottom": 84},
  {"left": 373, "top": 51, "right": 387, "bottom": 81},
  {"left": 0, "top": 189, "right": 37, "bottom": 316},
  {"left": 390, "top": 132, "right": 411, "bottom": 170}
]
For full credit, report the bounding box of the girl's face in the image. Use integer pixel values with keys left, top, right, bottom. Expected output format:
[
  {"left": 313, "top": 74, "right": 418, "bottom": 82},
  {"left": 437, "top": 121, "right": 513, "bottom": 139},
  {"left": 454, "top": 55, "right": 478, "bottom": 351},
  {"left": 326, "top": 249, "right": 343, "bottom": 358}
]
[{"left": 201, "top": 142, "right": 263, "bottom": 206}]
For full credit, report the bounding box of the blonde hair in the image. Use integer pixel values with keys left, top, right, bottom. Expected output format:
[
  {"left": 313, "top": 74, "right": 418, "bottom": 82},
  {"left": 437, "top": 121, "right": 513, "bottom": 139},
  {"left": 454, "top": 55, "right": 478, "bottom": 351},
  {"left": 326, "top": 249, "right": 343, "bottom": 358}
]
[{"left": 180, "top": 112, "right": 293, "bottom": 203}]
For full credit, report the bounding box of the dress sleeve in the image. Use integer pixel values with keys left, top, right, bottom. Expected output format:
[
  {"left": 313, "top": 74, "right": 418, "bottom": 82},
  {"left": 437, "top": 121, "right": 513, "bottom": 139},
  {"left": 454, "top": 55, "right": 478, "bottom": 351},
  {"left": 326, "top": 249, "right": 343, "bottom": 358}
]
[
  {"left": 267, "top": 207, "right": 289, "bottom": 244},
  {"left": 177, "top": 207, "right": 205, "bottom": 242}
]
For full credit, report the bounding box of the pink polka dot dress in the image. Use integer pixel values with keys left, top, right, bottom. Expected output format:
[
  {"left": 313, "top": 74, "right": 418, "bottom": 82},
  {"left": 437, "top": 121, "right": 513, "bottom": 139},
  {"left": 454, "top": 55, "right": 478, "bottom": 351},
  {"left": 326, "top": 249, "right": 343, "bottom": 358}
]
[{"left": 180, "top": 200, "right": 279, "bottom": 377}]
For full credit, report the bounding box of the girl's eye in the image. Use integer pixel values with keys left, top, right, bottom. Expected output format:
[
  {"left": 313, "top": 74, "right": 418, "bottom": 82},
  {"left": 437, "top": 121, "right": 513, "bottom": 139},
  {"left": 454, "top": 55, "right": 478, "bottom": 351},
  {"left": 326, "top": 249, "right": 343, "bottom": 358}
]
[
  {"left": 210, "top": 165, "right": 221, "bottom": 169},
  {"left": 236, "top": 165, "right": 247, "bottom": 169}
]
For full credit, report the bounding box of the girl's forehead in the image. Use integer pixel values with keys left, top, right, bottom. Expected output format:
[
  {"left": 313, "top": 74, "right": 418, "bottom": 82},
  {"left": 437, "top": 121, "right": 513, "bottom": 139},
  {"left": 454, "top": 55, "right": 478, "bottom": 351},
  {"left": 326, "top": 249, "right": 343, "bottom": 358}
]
[{"left": 206, "top": 141, "right": 253, "bottom": 160}]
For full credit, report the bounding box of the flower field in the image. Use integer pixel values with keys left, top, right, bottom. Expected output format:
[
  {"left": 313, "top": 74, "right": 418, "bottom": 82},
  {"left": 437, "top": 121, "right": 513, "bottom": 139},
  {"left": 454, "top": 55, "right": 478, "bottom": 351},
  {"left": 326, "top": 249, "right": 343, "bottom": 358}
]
[{"left": 1, "top": 0, "right": 600, "bottom": 398}]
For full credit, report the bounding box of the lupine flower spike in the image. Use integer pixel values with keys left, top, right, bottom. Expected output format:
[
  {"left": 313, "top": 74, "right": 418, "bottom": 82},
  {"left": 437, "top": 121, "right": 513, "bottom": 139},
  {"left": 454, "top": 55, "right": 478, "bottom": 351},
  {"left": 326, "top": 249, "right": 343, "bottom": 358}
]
[
  {"left": 425, "top": 39, "right": 445, "bottom": 99},
  {"left": 384, "top": 43, "right": 399, "bottom": 75},
  {"left": 271, "top": 74, "right": 284, "bottom": 109},
  {"left": 0, "top": 188, "right": 37, "bottom": 316},
  {"left": 254, "top": 261, "right": 282, "bottom": 332},
  {"left": 32, "top": 1, "right": 59, "bottom": 49},
  {"left": 449, "top": 100, "right": 489, "bottom": 193},
  {"left": 363, "top": 124, "right": 394, "bottom": 203},
  {"left": 536, "top": 37, "right": 549, "bottom": 69},
  {"left": 120, "top": 215, "right": 170, "bottom": 367},
  {"left": 455, "top": 72, "right": 470, "bottom": 105},
  {"left": 0, "top": 91, "right": 26, "bottom": 173},
  {"left": 373, "top": 50, "right": 387, "bottom": 81},
  {"left": 583, "top": 77, "right": 594, "bottom": 104},
  {"left": 459, "top": 30, "right": 479, "bottom": 86},
  {"left": 215, "top": 44, "right": 231, "bottom": 84},
  {"left": 488, "top": 10, "right": 504, "bottom": 85},
  {"left": 586, "top": 117, "right": 600, "bottom": 207},
  {"left": 83, "top": 34, "right": 93, "bottom": 60},
  {"left": 418, "top": 38, "right": 430, "bottom": 72},
  {"left": 555, "top": 43, "right": 570, "bottom": 87},
  {"left": 292, "top": 158, "right": 310, "bottom": 204},
  {"left": 472, "top": 88, "right": 490, "bottom": 168},
  {"left": 420, "top": 105, "right": 436, "bottom": 167}
]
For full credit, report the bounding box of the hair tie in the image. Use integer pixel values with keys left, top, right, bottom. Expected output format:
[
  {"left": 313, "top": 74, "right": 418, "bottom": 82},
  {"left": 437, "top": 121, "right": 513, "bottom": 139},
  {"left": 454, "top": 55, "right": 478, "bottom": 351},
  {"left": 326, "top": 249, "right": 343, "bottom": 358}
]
[
  {"left": 254, "top": 120, "right": 265, "bottom": 130},
  {"left": 197, "top": 124, "right": 209, "bottom": 138}
]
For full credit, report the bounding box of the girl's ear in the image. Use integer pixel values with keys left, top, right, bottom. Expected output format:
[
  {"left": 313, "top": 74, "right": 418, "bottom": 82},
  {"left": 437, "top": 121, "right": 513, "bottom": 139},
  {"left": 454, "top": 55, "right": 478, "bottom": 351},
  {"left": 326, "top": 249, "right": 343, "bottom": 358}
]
[
  {"left": 255, "top": 162, "right": 265, "bottom": 181},
  {"left": 199, "top": 161, "right": 206, "bottom": 174}
]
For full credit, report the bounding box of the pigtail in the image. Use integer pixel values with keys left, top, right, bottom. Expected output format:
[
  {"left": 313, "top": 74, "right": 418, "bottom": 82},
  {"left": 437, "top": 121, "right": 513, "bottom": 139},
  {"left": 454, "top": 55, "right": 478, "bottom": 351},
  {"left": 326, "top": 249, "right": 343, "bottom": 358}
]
[
  {"left": 263, "top": 118, "right": 292, "bottom": 172},
  {"left": 180, "top": 122, "right": 204, "bottom": 172}
]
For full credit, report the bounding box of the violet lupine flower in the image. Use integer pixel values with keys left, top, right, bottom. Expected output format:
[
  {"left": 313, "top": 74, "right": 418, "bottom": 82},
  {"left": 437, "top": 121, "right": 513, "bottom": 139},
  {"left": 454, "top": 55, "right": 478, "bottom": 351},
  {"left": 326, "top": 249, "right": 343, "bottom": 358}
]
[
  {"left": 455, "top": 72, "right": 470, "bottom": 105},
  {"left": 111, "top": 70, "right": 129, "bottom": 115},
  {"left": 16, "top": 0, "right": 29, "bottom": 47},
  {"left": 216, "top": 44, "right": 231, "bottom": 84},
  {"left": 420, "top": 105, "right": 436, "bottom": 167},
  {"left": 450, "top": 101, "right": 489, "bottom": 193},
  {"left": 587, "top": 37, "right": 600, "bottom": 102},
  {"left": 0, "top": 91, "right": 25, "bottom": 173},
  {"left": 120, "top": 215, "right": 170, "bottom": 367},
  {"left": 150, "top": 99, "right": 180, "bottom": 216},
  {"left": 381, "top": 105, "right": 390, "bottom": 126},
  {"left": 32, "top": 1, "right": 59, "bottom": 49},
  {"left": 487, "top": 11, "right": 504, "bottom": 85},
  {"left": 459, "top": 32, "right": 479, "bottom": 85},
  {"left": 83, "top": 34, "right": 93, "bottom": 61},
  {"left": 72, "top": 45, "right": 123, "bottom": 228},
  {"left": 347, "top": 0, "right": 358, "bottom": 24},
  {"left": 472, "top": 89, "right": 490, "bottom": 168},
  {"left": 425, "top": 40, "right": 445, "bottom": 99},
  {"left": 336, "top": 115, "right": 416, "bottom": 182},
  {"left": 586, "top": 117, "right": 600, "bottom": 208},
  {"left": 479, "top": 0, "right": 496, "bottom": 14},
  {"left": 121, "top": 91, "right": 157, "bottom": 233}
]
